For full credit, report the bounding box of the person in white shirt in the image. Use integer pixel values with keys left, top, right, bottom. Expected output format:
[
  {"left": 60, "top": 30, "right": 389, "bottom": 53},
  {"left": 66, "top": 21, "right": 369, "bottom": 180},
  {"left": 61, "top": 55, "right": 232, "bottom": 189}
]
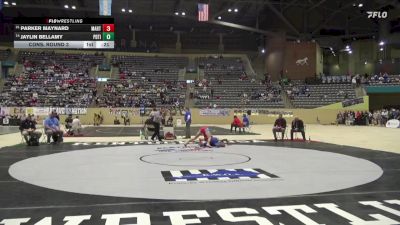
[{"left": 71, "top": 116, "right": 82, "bottom": 136}]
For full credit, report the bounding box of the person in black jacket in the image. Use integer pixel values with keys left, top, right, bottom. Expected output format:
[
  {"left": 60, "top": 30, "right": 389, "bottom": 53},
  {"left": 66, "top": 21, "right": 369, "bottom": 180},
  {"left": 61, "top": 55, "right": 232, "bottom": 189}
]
[
  {"left": 272, "top": 114, "right": 287, "bottom": 141},
  {"left": 65, "top": 114, "right": 73, "bottom": 135},
  {"left": 291, "top": 117, "right": 306, "bottom": 141},
  {"left": 19, "top": 115, "right": 42, "bottom": 146}
]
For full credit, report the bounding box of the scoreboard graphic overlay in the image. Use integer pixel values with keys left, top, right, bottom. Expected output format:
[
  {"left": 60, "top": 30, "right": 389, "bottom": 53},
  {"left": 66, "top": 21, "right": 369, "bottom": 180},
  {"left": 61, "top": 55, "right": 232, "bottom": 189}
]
[{"left": 13, "top": 18, "right": 115, "bottom": 49}]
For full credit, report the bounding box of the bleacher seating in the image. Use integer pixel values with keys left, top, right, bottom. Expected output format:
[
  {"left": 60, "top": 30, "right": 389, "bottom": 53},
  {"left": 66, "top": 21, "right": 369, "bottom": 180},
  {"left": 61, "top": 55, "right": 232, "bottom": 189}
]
[
  {"left": 112, "top": 55, "right": 188, "bottom": 81},
  {"left": 285, "top": 80, "right": 357, "bottom": 108},
  {"left": 0, "top": 51, "right": 103, "bottom": 107},
  {"left": 96, "top": 79, "right": 186, "bottom": 108},
  {"left": 198, "top": 56, "right": 244, "bottom": 81},
  {"left": 368, "top": 74, "right": 400, "bottom": 86},
  {"left": 0, "top": 50, "right": 375, "bottom": 110},
  {"left": 194, "top": 56, "right": 284, "bottom": 108},
  {"left": 97, "top": 55, "right": 189, "bottom": 108},
  {"left": 321, "top": 75, "right": 351, "bottom": 84}
]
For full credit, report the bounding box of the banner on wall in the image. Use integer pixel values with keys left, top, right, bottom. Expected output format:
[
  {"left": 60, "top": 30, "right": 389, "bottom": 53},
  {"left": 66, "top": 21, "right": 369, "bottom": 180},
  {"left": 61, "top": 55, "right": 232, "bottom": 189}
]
[
  {"left": 48, "top": 107, "right": 88, "bottom": 115},
  {"left": 234, "top": 109, "right": 259, "bottom": 116},
  {"left": 342, "top": 97, "right": 364, "bottom": 108},
  {"left": 34, "top": 107, "right": 51, "bottom": 116},
  {"left": 233, "top": 109, "right": 293, "bottom": 117},
  {"left": 108, "top": 108, "right": 138, "bottom": 116},
  {"left": 199, "top": 108, "right": 230, "bottom": 117},
  {"left": 19, "top": 107, "right": 88, "bottom": 116}
]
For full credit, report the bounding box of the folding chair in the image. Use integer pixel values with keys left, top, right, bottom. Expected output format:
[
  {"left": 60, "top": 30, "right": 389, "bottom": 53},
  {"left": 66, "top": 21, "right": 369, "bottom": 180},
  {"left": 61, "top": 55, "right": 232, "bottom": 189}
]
[
  {"left": 20, "top": 132, "right": 26, "bottom": 144},
  {"left": 293, "top": 125, "right": 307, "bottom": 140},
  {"left": 275, "top": 128, "right": 288, "bottom": 140},
  {"left": 243, "top": 123, "right": 251, "bottom": 133},
  {"left": 41, "top": 120, "right": 49, "bottom": 143}
]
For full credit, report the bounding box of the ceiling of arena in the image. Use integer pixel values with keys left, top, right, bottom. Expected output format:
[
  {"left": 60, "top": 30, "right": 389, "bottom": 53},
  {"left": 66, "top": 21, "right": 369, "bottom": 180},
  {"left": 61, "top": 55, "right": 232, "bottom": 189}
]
[{"left": 1, "top": 0, "right": 400, "bottom": 42}]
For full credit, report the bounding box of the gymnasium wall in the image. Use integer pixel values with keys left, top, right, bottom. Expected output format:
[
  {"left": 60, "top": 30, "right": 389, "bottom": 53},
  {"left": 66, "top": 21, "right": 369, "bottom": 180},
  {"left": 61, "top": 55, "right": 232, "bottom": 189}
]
[
  {"left": 323, "top": 39, "right": 400, "bottom": 76},
  {"left": 283, "top": 42, "right": 317, "bottom": 80},
  {"left": 316, "top": 44, "right": 324, "bottom": 76},
  {"left": 265, "top": 34, "right": 286, "bottom": 81}
]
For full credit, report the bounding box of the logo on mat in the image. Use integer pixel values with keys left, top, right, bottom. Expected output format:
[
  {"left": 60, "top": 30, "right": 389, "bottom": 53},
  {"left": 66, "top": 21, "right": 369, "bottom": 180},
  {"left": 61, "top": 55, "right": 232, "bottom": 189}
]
[{"left": 161, "top": 168, "right": 279, "bottom": 182}]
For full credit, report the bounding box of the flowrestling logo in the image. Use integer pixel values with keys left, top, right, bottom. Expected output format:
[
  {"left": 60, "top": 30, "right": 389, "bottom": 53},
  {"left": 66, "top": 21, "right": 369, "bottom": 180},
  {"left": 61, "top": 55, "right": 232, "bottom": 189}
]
[
  {"left": 367, "top": 11, "right": 388, "bottom": 19},
  {"left": 162, "top": 168, "right": 279, "bottom": 182}
]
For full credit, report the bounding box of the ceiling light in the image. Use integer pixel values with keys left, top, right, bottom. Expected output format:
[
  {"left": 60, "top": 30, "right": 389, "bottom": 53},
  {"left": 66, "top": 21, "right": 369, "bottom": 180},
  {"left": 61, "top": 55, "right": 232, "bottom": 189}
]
[
  {"left": 128, "top": 9, "right": 133, "bottom": 13},
  {"left": 121, "top": 8, "right": 126, "bottom": 12},
  {"left": 234, "top": 8, "right": 238, "bottom": 12},
  {"left": 71, "top": 5, "right": 76, "bottom": 9},
  {"left": 217, "top": 16, "right": 222, "bottom": 20},
  {"left": 175, "top": 12, "right": 179, "bottom": 15},
  {"left": 181, "top": 12, "right": 186, "bottom": 16},
  {"left": 64, "top": 4, "right": 69, "bottom": 8},
  {"left": 348, "top": 50, "right": 352, "bottom": 54},
  {"left": 4, "top": 1, "right": 9, "bottom": 5},
  {"left": 228, "top": 8, "right": 232, "bottom": 12},
  {"left": 379, "top": 41, "right": 385, "bottom": 46},
  {"left": 358, "top": 3, "right": 363, "bottom": 7},
  {"left": 261, "top": 49, "right": 265, "bottom": 54},
  {"left": 346, "top": 45, "right": 350, "bottom": 49},
  {"left": 11, "top": 2, "right": 16, "bottom": 5},
  {"left": 364, "top": 61, "right": 367, "bottom": 65},
  {"left": 380, "top": 47, "right": 384, "bottom": 51}
]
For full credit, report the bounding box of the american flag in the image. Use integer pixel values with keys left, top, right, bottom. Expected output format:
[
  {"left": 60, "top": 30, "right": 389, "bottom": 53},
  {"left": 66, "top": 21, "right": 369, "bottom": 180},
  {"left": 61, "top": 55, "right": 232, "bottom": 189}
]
[{"left": 198, "top": 3, "right": 209, "bottom": 22}]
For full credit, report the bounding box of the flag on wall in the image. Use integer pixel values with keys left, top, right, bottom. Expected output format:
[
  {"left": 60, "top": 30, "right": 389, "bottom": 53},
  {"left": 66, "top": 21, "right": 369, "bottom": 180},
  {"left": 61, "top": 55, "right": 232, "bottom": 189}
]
[
  {"left": 99, "top": 0, "right": 112, "bottom": 16},
  {"left": 198, "top": 3, "right": 209, "bottom": 21}
]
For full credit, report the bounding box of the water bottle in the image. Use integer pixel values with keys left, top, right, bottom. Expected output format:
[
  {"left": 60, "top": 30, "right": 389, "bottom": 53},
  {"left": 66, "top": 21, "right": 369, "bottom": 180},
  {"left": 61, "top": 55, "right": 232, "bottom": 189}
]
[{"left": 140, "top": 129, "right": 144, "bottom": 140}]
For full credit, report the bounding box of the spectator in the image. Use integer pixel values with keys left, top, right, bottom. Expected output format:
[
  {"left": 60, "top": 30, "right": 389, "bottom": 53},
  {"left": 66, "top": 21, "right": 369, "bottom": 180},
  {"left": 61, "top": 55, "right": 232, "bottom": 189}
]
[
  {"left": 19, "top": 114, "right": 42, "bottom": 146},
  {"left": 272, "top": 114, "right": 287, "bottom": 141},
  {"left": 150, "top": 107, "right": 162, "bottom": 141},
  {"left": 290, "top": 117, "right": 306, "bottom": 141}
]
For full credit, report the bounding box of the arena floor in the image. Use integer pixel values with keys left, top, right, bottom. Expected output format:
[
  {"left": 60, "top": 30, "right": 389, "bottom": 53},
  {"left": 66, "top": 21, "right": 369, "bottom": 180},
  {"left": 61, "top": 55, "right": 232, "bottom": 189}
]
[{"left": 0, "top": 124, "right": 399, "bottom": 224}]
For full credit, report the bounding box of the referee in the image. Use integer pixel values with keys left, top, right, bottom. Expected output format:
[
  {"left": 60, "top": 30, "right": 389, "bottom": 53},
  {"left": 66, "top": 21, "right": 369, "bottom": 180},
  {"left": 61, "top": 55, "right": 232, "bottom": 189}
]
[
  {"left": 184, "top": 107, "right": 192, "bottom": 139},
  {"left": 150, "top": 107, "right": 162, "bottom": 141}
]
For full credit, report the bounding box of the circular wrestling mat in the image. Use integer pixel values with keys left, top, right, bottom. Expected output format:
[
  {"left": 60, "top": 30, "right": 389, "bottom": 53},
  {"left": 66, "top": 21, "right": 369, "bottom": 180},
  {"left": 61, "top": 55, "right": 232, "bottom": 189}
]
[{"left": 8, "top": 144, "right": 383, "bottom": 200}]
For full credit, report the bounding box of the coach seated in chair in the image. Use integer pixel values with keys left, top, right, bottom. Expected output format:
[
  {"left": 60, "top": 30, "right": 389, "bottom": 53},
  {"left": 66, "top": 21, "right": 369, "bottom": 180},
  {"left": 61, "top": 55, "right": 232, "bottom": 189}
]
[
  {"left": 272, "top": 113, "right": 287, "bottom": 141},
  {"left": 230, "top": 115, "right": 244, "bottom": 133},
  {"left": 44, "top": 111, "right": 64, "bottom": 144},
  {"left": 291, "top": 117, "right": 306, "bottom": 141},
  {"left": 19, "top": 114, "right": 42, "bottom": 146}
]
